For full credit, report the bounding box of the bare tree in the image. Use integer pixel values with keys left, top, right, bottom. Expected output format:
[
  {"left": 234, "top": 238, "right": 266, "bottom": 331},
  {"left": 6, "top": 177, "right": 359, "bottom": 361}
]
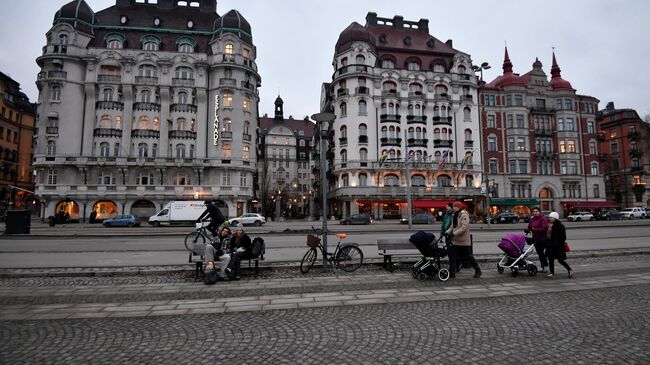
[{"left": 257, "top": 155, "right": 273, "bottom": 218}]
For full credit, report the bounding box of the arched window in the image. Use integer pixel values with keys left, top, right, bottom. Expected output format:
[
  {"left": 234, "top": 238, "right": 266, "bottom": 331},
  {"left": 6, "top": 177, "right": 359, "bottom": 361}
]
[
  {"left": 243, "top": 96, "right": 251, "bottom": 112},
  {"left": 175, "top": 66, "right": 193, "bottom": 80},
  {"left": 340, "top": 126, "right": 347, "bottom": 139},
  {"left": 177, "top": 91, "right": 188, "bottom": 104},
  {"left": 411, "top": 174, "right": 426, "bottom": 187},
  {"left": 360, "top": 148, "right": 367, "bottom": 162},
  {"left": 153, "top": 117, "right": 159, "bottom": 130},
  {"left": 221, "top": 143, "right": 231, "bottom": 159},
  {"left": 105, "top": 33, "right": 124, "bottom": 49},
  {"left": 407, "top": 59, "right": 421, "bottom": 71},
  {"left": 355, "top": 55, "right": 365, "bottom": 65},
  {"left": 177, "top": 37, "right": 196, "bottom": 53},
  {"left": 434, "top": 128, "right": 441, "bottom": 140},
  {"left": 46, "top": 140, "right": 56, "bottom": 156},
  {"left": 591, "top": 162, "right": 599, "bottom": 176},
  {"left": 223, "top": 118, "right": 232, "bottom": 132},
  {"left": 225, "top": 43, "right": 233, "bottom": 55},
  {"left": 435, "top": 85, "right": 448, "bottom": 97},
  {"left": 381, "top": 58, "right": 395, "bottom": 69},
  {"left": 383, "top": 81, "right": 397, "bottom": 92},
  {"left": 465, "top": 174, "right": 474, "bottom": 187},
  {"left": 140, "top": 89, "right": 151, "bottom": 103},
  {"left": 59, "top": 34, "right": 69, "bottom": 45},
  {"left": 441, "top": 106, "right": 448, "bottom": 118},
  {"left": 359, "top": 173, "right": 368, "bottom": 186},
  {"left": 388, "top": 103, "right": 396, "bottom": 115},
  {"left": 99, "top": 142, "right": 110, "bottom": 157},
  {"left": 177, "top": 118, "right": 187, "bottom": 131},
  {"left": 340, "top": 102, "right": 347, "bottom": 116},
  {"left": 432, "top": 63, "right": 445, "bottom": 73},
  {"left": 223, "top": 91, "right": 233, "bottom": 107},
  {"left": 51, "top": 86, "right": 61, "bottom": 101},
  {"left": 437, "top": 175, "right": 452, "bottom": 187},
  {"left": 360, "top": 124, "right": 367, "bottom": 137},
  {"left": 433, "top": 106, "right": 440, "bottom": 117},
  {"left": 176, "top": 144, "right": 186, "bottom": 159},
  {"left": 389, "top": 126, "right": 396, "bottom": 138},
  {"left": 409, "top": 83, "right": 423, "bottom": 93},
  {"left": 381, "top": 126, "right": 387, "bottom": 138},
  {"left": 138, "top": 143, "right": 148, "bottom": 158},
  {"left": 441, "top": 128, "right": 448, "bottom": 140},
  {"left": 434, "top": 151, "right": 441, "bottom": 159},
  {"left": 103, "top": 88, "right": 113, "bottom": 101},
  {"left": 340, "top": 149, "right": 347, "bottom": 164},
  {"left": 341, "top": 173, "right": 349, "bottom": 187},
  {"left": 141, "top": 35, "right": 160, "bottom": 51},
  {"left": 243, "top": 121, "right": 250, "bottom": 135},
  {"left": 358, "top": 100, "right": 367, "bottom": 115},
  {"left": 243, "top": 145, "right": 250, "bottom": 161},
  {"left": 415, "top": 104, "right": 422, "bottom": 116},
  {"left": 589, "top": 140, "right": 597, "bottom": 155},
  {"left": 138, "top": 116, "right": 149, "bottom": 129},
  {"left": 384, "top": 174, "right": 399, "bottom": 187},
  {"left": 138, "top": 64, "right": 157, "bottom": 77},
  {"left": 463, "top": 107, "right": 471, "bottom": 121},
  {"left": 458, "top": 65, "right": 467, "bottom": 74},
  {"left": 416, "top": 127, "right": 423, "bottom": 139},
  {"left": 100, "top": 115, "right": 112, "bottom": 128},
  {"left": 464, "top": 129, "right": 473, "bottom": 141}
]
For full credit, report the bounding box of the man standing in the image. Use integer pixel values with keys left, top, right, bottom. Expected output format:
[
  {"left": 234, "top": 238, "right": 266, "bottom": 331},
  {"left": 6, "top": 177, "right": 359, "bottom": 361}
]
[{"left": 196, "top": 200, "right": 226, "bottom": 237}]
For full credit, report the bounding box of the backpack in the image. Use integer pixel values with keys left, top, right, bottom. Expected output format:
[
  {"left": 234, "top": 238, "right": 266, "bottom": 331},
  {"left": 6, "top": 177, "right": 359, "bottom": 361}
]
[
  {"left": 203, "top": 268, "right": 224, "bottom": 285},
  {"left": 249, "top": 237, "right": 265, "bottom": 259}
]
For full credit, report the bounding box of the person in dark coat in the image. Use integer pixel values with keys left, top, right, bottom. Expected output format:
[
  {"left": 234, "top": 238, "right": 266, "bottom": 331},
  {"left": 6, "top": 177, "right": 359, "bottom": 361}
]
[
  {"left": 545, "top": 212, "right": 574, "bottom": 279},
  {"left": 226, "top": 224, "right": 252, "bottom": 280},
  {"left": 526, "top": 207, "right": 549, "bottom": 273},
  {"left": 196, "top": 200, "right": 225, "bottom": 237}
]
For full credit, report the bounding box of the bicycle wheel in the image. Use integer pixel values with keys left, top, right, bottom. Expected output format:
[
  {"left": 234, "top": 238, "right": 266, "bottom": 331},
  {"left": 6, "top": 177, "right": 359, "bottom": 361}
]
[
  {"left": 184, "top": 231, "right": 206, "bottom": 253},
  {"left": 336, "top": 245, "right": 363, "bottom": 272},
  {"left": 300, "top": 248, "right": 317, "bottom": 274}
]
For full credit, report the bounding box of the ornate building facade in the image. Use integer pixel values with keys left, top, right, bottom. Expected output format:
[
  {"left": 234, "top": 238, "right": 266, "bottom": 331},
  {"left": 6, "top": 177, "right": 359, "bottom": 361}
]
[
  {"left": 481, "top": 49, "right": 609, "bottom": 217},
  {"left": 320, "top": 13, "right": 483, "bottom": 220},
  {"left": 33, "top": 0, "right": 261, "bottom": 221}
]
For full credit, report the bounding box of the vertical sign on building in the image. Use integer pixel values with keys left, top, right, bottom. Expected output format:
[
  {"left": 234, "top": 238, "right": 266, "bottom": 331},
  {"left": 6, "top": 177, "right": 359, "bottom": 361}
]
[{"left": 213, "top": 94, "right": 220, "bottom": 146}]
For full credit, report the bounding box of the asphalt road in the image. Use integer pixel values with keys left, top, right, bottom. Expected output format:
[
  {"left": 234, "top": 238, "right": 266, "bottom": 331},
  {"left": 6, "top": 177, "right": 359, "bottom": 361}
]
[{"left": 0, "top": 224, "right": 649, "bottom": 268}]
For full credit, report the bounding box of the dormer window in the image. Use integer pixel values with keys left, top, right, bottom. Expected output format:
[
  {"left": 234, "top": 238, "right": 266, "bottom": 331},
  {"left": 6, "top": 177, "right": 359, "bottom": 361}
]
[
  {"left": 176, "top": 37, "right": 196, "bottom": 53},
  {"left": 140, "top": 35, "right": 161, "bottom": 51},
  {"left": 381, "top": 59, "right": 394, "bottom": 69},
  {"left": 225, "top": 43, "right": 233, "bottom": 55},
  {"left": 105, "top": 33, "right": 125, "bottom": 49}
]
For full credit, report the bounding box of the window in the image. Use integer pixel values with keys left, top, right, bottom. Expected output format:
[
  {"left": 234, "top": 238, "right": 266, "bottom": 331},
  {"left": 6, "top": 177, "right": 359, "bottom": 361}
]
[
  {"left": 153, "top": 117, "right": 160, "bottom": 130},
  {"left": 488, "top": 136, "right": 497, "bottom": 151},
  {"left": 176, "top": 144, "right": 186, "bottom": 159},
  {"left": 223, "top": 91, "right": 233, "bottom": 108},
  {"left": 243, "top": 96, "right": 251, "bottom": 112},
  {"left": 140, "top": 89, "right": 151, "bottom": 103},
  {"left": 509, "top": 160, "right": 517, "bottom": 174},
  {"left": 516, "top": 115, "right": 525, "bottom": 128},
  {"left": 46, "top": 140, "right": 56, "bottom": 156},
  {"left": 46, "top": 169, "right": 58, "bottom": 185},
  {"left": 411, "top": 175, "right": 425, "bottom": 187},
  {"left": 487, "top": 115, "right": 495, "bottom": 128},
  {"left": 138, "top": 116, "right": 149, "bottom": 129},
  {"left": 518, "top": 160, "right": 528, "bottom": 174},
  {"left": 138, "top": 143, "right": 148, "bottom": 158},
  {"left": 97, "top": 171, "right": 114, "bottom": 185},
  {"left": 508, "top": 138, "right": 515, "bottom": 152},
  {"left": 381, "top": 59, "right": 395, "bottom": 69},
  {"left": 507, "top": 115, "right": 513, "bottom": 128},
  {"left": 587, "top": 120, "right": 595, "bottom": 134},
  {"left": 516, "top": 137, "right": 526, "bottom": 151},
  {"left": 152, "top": 143, "right": 157, "bottom": 157},
  {"left": 243, "top": 48, "right": 250, "bottom": 59},
  {"left": 437, "top": 175, "right": 452, "bottom": 187},
  {"left": 223, "top": 118, "right": 231, "bottom": 132},
  {"left": 384, "top": 174, "right": 399, "bottom": 187},
  {"left": 489, "top": 159, "right": 498, "bottom": 174},
  {"left": 589, "top": 141, "right": 597, "bottom": 155},
  {"left": 174, "top": 172, "right": 189, "bottom": 186},
  {"left": 178, "top": 43, "right": 193, "bottom": 53},
  {"left": 99, "top": 142, "right": 110, "bottom": 157},
  {"left": 342, "top": 174, "right": 349, "bottom": 187},
  {"left": 593, "top": 184, "right": 600, "bottom": 198},
  {"left": 51, "top": 86, "right": 61, "bottom": 101},
  {"left": 564, "top": 98, "right": 572, "bottom": 110},
  {"left": 514, "top": 95, "right": 523, "bottom": 106},
  {"left": 358, "top": 100, "right": 367, "bottom": 115},
  {"left": 175, "top": 67, "right": 193, "bottom": 80},
  {"left": 506, "top": 95, "right": 512, "bottom": 106},
  {"left": 559, "top": 140, "right": 566, "bottom": 153},
  {"left": 103, "top": 88, "right": 114, "bottom": 101},
  {"left": 340, "top": 102, "right": 347, "bottom": 116},
  {"left": 359, "top": 124, "right": 367, "bottom": 137},
  {"left": 433, "top": 63, "right": 445, "bottom": 73},
  {"left": 99, "top": 115, "right": 112, "bottom": 128},
  {"left": 485, "top": 94, "right": 496, "bottom": 106},
  {"left": 359, "top": 173, "right": 367, "bottom": 187},
  {"left": 359, "top": 148, "right": 368, "bottom": 162},
  {"left": 407, "top": 61, "right": 420, "bottom": 71},
  {"left": 143, "top": 41, "right": 158, "bottom": 51},
  {"left": 568, "top": 140, "right": 576, "bottom": 153},
  {"left": 557, "top": 118, "right": 564, "bottom": 131},
  {"left": 610, "top": 141, "right": 618, "bottom": 153},
  {"left": 189, "top": 145, "right": 194, "bottom": 159},
  {"left": 136, "top": 173, "right": 154, "bottom": 185},
  {"left": 240, "top": 172, "right": 247, "bottom": 187},
  {"left": 225, "top": 43, "right": 233, "bottom": 55},
  {"left": 340, "top": 149, "right": 347, "bottom": 164},
  {"left": 569, "top": 161, "right": 578, "bottom": 174},
  {"left": 463, "top": 107, "right": 471, "bottom": 122},
  {"left": 177, "top": 118, "right": 187, "bottom": 131},
  {"left": 566, "top": 118, "right": 574, "bottom": 131},
  {"left": 244, "top": 121, "right": 250, "bottom": 135},
  {"left": 591, "top": 162, "right": 598, "bottom": 176},
  {"left": 221, "top": 143, "right": 231, "bottom": 159},
  {"left": 242, "top": 145, "right": 250, "bottom": 161}
]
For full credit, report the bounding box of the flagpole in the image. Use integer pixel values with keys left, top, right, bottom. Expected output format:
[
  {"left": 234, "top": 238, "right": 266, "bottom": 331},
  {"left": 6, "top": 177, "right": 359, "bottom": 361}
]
[{"left": 404, "top": 129, "right": 412, "bottom": 229}]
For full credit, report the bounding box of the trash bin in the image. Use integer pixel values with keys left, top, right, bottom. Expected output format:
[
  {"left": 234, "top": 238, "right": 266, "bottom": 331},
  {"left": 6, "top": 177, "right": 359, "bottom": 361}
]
[{"left": 5, "top": 209, "right": 31, "bottom": 234}]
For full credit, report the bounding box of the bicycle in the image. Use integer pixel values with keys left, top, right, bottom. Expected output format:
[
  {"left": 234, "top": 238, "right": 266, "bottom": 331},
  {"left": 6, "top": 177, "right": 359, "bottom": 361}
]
[
  {"left": 184, "top": 220, "right": 216, "bottom": 254},
  {"left": 300, "top": 227, "right": 364, "bottom": 274}
]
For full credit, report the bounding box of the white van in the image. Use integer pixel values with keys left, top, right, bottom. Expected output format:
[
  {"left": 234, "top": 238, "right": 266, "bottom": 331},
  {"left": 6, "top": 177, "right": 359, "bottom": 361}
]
[{"left": 149, "top": 201, "right": 207, "bottom": 226}]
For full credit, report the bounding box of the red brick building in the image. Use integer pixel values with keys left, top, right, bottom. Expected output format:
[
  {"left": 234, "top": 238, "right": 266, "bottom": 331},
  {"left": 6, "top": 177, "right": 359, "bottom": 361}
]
[{"left": 597, "top": 102, "right": 649, "bottom": 207}]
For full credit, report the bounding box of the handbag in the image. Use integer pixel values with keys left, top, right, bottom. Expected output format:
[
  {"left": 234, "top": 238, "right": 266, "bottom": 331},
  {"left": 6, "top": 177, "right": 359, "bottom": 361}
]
[
  {"left": 564, "top": 242, "right": 571, "bottom": 252},
  {"left": 203, "top": 268, "right": 223, "bottom": 285}
]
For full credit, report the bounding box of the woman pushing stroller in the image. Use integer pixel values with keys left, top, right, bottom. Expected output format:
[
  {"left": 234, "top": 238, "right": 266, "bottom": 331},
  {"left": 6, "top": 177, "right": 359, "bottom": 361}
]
[{"left": 526, "top": 207, "right": 549, "bottom": 273}]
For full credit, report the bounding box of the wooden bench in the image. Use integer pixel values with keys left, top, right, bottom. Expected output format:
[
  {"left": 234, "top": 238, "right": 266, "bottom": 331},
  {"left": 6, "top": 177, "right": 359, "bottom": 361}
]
[{"left": 186, "top": 239, "right": 265, "bottom": 279}]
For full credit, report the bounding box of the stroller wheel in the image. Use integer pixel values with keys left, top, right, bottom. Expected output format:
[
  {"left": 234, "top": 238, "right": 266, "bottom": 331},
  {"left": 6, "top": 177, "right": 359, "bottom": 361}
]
[
  {"left": 412, "top": 269, "right": 420, "bottom": 279},
  {"left": 527, "top": 264, "right": 538, "bottom": 276},
  {"left": 511, "top": 268, "right": 519, "bottom": 277},
  {"left": 497, "top": 266, "right": 504, "bottom": 274},
  {"left": 438, "top": 268, "right": 450, "bottom": 282},
  {"left": 417, "top": 272, "right": 427, "bottom": 281}
]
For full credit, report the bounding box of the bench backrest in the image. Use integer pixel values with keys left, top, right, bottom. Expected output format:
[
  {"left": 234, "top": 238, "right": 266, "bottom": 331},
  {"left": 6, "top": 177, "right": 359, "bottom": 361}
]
[{"left": 377, "top": 239, "right": 416, "bottom": 251}]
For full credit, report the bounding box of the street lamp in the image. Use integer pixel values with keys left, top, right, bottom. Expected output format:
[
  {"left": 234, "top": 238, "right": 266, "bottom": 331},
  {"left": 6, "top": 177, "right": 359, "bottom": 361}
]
[
  {"left": 311, "top": 112, "right": 335, "bottom": 270},
  {"left": 472, "top": 62, "right": 491, "bottom": 226}
]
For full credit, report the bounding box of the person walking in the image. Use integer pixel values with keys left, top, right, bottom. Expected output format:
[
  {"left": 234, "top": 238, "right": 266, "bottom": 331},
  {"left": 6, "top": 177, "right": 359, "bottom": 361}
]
[
  {"left": 526, "top": 207, "right": 549, "bottom": 273},
  {"left": 545, "top": 212, "right": 574, "bottom": 279},
  {"left": 446, "top": 201, "right": 481, "bottom": 278},
  {"left": 439, "top": 203, "right": 456, "bottom": 277}
]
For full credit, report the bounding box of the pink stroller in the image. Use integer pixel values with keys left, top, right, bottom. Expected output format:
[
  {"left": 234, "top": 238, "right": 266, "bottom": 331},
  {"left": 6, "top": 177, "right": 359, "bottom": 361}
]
[{"left": 496, "top": 233, "right": 538, "bottom": 276}]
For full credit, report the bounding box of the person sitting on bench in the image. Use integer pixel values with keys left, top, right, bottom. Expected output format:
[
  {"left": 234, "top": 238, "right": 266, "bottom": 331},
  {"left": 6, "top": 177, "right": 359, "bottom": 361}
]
[
  {"left": 205, "top": 226, "right": 232, "bottom": 275},
  {"left": 226, "top": 224, "right": 252, "bottom": 280}
]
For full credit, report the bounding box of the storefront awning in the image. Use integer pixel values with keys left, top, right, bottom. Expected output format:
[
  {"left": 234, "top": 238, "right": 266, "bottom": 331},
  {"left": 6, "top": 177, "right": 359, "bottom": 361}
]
[
  {"left": 412, "top": 199, "right": 454, "bottom": 209},
  {"left": 562, "top": 200, "right": 618, "bottom": 208},
  {"left": 490, "top": 198, "right": 539, "bottom": 206}
]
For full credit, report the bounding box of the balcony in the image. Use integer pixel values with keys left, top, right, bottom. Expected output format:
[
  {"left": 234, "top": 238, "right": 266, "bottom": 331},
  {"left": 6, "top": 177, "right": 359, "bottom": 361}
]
[
  {"left": 408, "top": 91, "right": 425, "bottom": 100},
  {"left": 243, "top": 134, "right": 252, "bottom": 142},
  {"left": 380, "top": 114, "right": 401, "bottom": 123},
  {"left": 131, "top": 129, "right": 160, "bottom": 139},
  {"left": 170, "top": 103, "right": 197, "bottom": 113},
  {"left": 93, "top": 128, "right": 122, "bottom": 138},
  {"left": 355, "top": 86, "right": 369, "bottom": 95},
  {"left": 336, "top": 88, "right": 348, "bottom": 98},
  {"left": 407, "top": 138, "right": 428, "bottom": 147},
  {"left": 47, "top": 70, "right": 67, "bottom": 80},
  {"left": 95, "top": 100, "right": 124, "bottom": 111},
  {"left": 530, "top": 107, "right": 556, "bottom": 115},
  {"left": 241, "top": 81, "right": 255, "bottom": 91},
  {"left": 172, "top": 78, "right": 195, "bottom": 87},
  {"left": 464, "top": 140, "right": 474, "bottom": 148},
  {"left": 406, "top": 115, "right": 427, "bottom": 124},
  {"left": 432, "top": 117, "right": 452, "bottom": 126},
  {"left": 135, "top": 76, "right": 158, "bottom": 85},
  {"left": 380, "top": 137, "right": 402, "bottom": 146},
  {"left": 628, "top": 131, "right": 640, "bottom": 140},
  {"left": 333, "top": 64, "right": 370, "bottom": 78},
  {"left": 169, "top": 130, "right": 197, "bottom": 139},
  {"left": 433, "top": 139, "right": 453, "bottom": 148},
  {"left": 462, "top": 95, "right": 473, "bottom": 103},
  {"left": 45, "top": 126, "right": 59, "bottom": 135},
  {"left": 134, "top": 102, "right": 161, "bottom": 112},
  {"left": 221, "top": 131, "right": 233, "bottom": 140},
  {"left": 358, "top": 135, "right": 368, "bottom": 144},
  {"left": 222, "top": 54, "right": 235, "bottom": 63},
  {"left": 381, "top": 90, "right": 399, "bottom": 98},
  {"left": 219, "top": 78, "right": 236, "bottom": 87},
  {"left": 535, "top": 128, "right": 553, "bottom": 137},
  {"left": 97, "top": 74, "right": 121, "bottom": 83},
  {"left": 434, "top": 93, "right": 449, "bottom": 102},
  {"left": 457, "top": 74, "right": 472, "bottom": 81}
]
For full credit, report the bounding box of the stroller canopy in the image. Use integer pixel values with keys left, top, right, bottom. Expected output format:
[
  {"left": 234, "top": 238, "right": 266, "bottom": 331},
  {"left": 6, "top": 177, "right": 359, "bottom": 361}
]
[{"left": 498, "top": 233, "right": 528, "bottom": 257}]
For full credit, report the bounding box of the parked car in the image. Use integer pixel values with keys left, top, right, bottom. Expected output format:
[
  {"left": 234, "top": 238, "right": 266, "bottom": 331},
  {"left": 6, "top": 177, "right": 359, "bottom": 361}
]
[
  {"left": 489, "top": 212, "right": 520, "bottom": 224},
  {"left": 566, "top": 211, "right": 594, "bottom": 221},
  {"left": 340, "top": 214, "right": 371, "bottom": 225},
  {"left": 400, "top": 213, "right": 435, "bottom": 224},
  {"left": 229, "top": 213, "right": 266, "bottom": 226},
  {"left": 594, "top": 209, "right": 622, "bottom": 221},
  {"left": 620, "top": 207, "right": 646, "bottom": 219},
  {"left": 103, "top": 215, "right": 140, "bottom": 227}
]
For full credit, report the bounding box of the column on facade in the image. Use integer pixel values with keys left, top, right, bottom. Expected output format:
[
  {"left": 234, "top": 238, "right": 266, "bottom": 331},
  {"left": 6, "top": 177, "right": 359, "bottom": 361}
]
[
  {"left": 159, "top": 86, "right": 170, "bottom": 158},
  {"left": 81, "top": 84, "right": 96, "bottom": 156},
  {"left": 196, "top": 88, "right": 208, "bottom": 158},
  {"left": 120, "top": 85, "right": 134, "bottom": 157}
]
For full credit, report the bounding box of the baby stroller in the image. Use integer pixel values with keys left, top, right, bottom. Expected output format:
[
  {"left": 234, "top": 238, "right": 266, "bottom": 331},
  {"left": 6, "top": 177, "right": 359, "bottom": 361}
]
[
  {"left": 410, "top": 231, "right": 451, "bottom": 281},
  {"left": 496, "top": 232, "right": 538, "bottom": 276}
]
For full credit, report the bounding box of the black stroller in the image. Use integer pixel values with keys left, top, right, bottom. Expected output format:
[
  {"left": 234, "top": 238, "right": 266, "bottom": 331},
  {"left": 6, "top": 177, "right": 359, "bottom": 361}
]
[{"left": 410, "top": 231, "right": 451, "bottom": 281}]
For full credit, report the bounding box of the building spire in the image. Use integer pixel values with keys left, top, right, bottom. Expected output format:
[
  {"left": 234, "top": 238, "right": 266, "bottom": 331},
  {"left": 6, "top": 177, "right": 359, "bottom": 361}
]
[
  {"left": 551, "top": 50, "right": 561, "bottom": 79},
  {"left": 502, "top": 46, "right": 513, "bottom": 74}
]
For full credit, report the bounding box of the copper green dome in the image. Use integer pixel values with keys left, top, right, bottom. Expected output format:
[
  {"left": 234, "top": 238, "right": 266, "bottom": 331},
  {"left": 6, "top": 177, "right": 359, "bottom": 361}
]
[
  {"left": 53, "top": 0, "right": 95, "bottom": 35},
  {"left": 213, "top": 10, "right": 252, "bottom": 44}
]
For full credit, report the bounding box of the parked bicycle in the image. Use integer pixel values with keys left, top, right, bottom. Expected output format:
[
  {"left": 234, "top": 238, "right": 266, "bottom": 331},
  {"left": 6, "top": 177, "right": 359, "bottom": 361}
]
[
  {"left": 184, "top": 220, "right": 215, "bottom": 252},
  {"left": 300, "top": 227, "right": 364, "bottom": 273}
]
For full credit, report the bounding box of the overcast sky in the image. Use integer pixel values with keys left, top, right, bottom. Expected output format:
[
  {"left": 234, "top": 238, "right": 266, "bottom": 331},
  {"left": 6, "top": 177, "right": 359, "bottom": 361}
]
[{"left": 1, "top": 0, "right": 649, "bottom": 119}]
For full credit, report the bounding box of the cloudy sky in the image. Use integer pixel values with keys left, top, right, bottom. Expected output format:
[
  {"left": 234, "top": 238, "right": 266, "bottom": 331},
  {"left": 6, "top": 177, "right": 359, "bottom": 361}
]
[{"left": 1, "top": 0, "right": 649, "bottom": 119}]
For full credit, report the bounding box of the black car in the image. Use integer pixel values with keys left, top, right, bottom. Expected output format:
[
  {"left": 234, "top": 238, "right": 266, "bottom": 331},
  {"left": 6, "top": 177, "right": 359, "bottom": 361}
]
[
  {"left": 489, "top": 212, "right": 521, "bottom": 224},
  {"left": 400, "top": 213, "right": 435, "bottom": 224},
  {"left": 340, "top": 214, "right": 371, "bottom": 225},
  {"left": 594, "top": 209, "right": 622, "bottom": 221}
]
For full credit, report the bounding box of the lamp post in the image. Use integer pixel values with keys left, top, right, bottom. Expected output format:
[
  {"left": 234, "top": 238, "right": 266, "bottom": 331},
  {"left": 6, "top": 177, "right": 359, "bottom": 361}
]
[
  {"left": 472, "top": 62, "right": 491, "bottom": 226},
  {"left": 311, "top": 112, "right": 336, "bottom": 270}
]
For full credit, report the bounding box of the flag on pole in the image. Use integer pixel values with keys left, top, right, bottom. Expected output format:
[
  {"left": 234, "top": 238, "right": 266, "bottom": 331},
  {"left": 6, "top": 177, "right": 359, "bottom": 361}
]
[
  {"left": 379, "top": 148, "right": 394, "bottom": 167},
  {"left": 407, "top": 150, "right": 415, "bottom": 161},
  {"left": 461, "top": 149, "right": 475, "bottom": 169},
  {"left": 438, "top": 150, "right": 449, "bottom": 169}
]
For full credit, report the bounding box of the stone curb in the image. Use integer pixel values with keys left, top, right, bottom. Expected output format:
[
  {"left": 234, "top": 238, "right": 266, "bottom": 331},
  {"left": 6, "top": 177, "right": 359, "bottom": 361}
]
[{"left": 0, "top": 249, "right": 647, "bottom": 279}]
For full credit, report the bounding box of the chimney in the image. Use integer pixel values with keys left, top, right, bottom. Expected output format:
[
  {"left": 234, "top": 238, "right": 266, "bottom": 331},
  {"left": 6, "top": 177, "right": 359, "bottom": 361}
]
[
  {"left": 445, "top": 39, "right": 453, "bottom": 48},
  {"left": 418, "top": 18, "right": 429, "bottom": 33},
  {"left": 365, "top": 12, "right": 378, "bottom": 26},
  {"left": 393, "top": 15, "right": 404, "bottom": 29},
  {"left": 606, "top": 102, "right": 615, "bottom": 110}
]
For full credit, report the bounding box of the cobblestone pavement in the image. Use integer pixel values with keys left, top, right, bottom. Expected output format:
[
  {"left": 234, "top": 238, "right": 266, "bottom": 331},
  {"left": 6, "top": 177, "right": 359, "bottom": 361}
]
[{"left": 0, "top": 254, "right": 649, "bottom": 364}]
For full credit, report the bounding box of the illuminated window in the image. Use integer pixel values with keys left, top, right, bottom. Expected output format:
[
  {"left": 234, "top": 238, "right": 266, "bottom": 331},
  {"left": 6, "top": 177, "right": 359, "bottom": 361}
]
[
  {"left": 225, "top": 43, "right": 233, "bottom": 55},
  {"left": 223, "top": 91, "right": 233, "bottom": 107}
]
